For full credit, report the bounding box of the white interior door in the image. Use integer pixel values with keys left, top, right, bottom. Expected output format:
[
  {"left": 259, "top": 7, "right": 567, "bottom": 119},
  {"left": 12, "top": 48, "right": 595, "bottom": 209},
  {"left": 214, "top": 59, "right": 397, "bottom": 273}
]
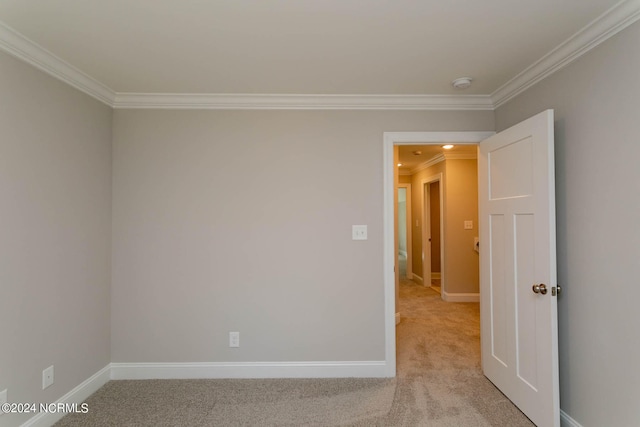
[{"left": 478, "top": 110, "right": 559, "bottom": 427}]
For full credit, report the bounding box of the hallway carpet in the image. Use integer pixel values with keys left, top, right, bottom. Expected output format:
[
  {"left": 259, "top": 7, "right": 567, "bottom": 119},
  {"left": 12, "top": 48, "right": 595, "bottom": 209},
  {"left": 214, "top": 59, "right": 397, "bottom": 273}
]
[{"left": 55, "top": 279, "right": 534, "bottom": 426}]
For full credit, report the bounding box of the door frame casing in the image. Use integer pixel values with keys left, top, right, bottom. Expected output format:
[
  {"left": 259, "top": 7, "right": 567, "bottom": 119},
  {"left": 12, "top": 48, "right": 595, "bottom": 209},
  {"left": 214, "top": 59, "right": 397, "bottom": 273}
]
[
  {"left": 422, "top": 174, "right": 443, "bottom": 293},
  {"left": 382, "top": 131, "right": 494, "bottom": 376}
]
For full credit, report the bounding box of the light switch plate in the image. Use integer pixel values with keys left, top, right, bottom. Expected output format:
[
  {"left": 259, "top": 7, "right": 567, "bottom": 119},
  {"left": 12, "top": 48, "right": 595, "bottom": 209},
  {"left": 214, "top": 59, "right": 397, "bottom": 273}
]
[
  {"left": 464, "top": 220, "right": 473, "bottom": 230},
  {"left": 352, "top": 225, "right": 368, "bottom": 240}
]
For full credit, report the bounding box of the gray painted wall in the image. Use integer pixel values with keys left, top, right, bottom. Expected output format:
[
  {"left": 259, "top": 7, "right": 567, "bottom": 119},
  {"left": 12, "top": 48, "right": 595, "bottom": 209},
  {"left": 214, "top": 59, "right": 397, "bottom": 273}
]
[
  {"left": 495, "top": 21, "right": 640, "bottom": 427},
  {"left": 4, "top": 16, "right": 638, "bottom": 427},
  {"left": 111, "top": 109, "right": 493, "bottom": 363},
  {"left": 0, "top": 51, "right": 112, "bottom": 426}
]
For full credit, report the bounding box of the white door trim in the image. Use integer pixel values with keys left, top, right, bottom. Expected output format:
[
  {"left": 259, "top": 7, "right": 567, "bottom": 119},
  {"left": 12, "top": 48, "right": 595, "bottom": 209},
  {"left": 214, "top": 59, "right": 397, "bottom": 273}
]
[
  {"left": 383, "top": 131, "right": 494, "bottom": 376},
  {"left": 421, "top": 174, "right": 443, "bottom": 293}
]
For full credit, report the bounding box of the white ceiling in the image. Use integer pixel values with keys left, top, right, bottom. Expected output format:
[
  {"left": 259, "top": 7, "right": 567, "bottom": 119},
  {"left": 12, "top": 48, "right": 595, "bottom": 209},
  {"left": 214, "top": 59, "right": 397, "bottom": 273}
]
[
  {"left": 398, "top": 144, "right": 477, "bottom": 174},
  {"left": 0, "top": 0, "right": 636, "bottom": 105}
]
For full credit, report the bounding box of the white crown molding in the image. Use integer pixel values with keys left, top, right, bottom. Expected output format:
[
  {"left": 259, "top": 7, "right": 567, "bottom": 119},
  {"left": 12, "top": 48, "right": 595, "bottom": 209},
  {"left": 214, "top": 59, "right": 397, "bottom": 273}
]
[
  {"left": 491, "top": 0, "right": 640, "bottom": 108},
  {"left": 0, "top": 21, "right": 487, "bottom": 110},
  {"left": 411, "top": 154, "right": 446, "bottom": 175},
  {"left": 411, "top": 154, "right": 445, "bottom": 175},
  {"left": 112, "top": 93, "right": 494, "bottom": 110},
  {"left": 0, "top": 21, "right": 115, "bottom": 106},
  {"left": 2, "top": 0, "right": 639, "bottom": 110},
  {"left": 407, "top": 151, "right": 477, "bottom": 176}
]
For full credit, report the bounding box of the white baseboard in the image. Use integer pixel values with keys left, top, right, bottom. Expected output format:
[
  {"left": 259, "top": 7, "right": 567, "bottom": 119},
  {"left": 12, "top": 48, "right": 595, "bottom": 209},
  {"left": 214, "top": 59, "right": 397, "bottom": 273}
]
[
  {"left": 16, "top": 361, "right": 580, "bottom": 427},
  {"left": 395, "top": 312, "right": 401, "bottom": 325},
  {"left": 19, "top": 360, "right": 389, "bottom": 425},
  {"left": 411, "top": 273, "right": 423, "bottom": 285},
  {"left": 431, "top": 272, "right": 441, "bottom": 280},
  {"left": 22, "top": 364, "right": 110, "bottom": 427},
  {"left": 442, "top": 291, "right": 479, "bottom": 302},
  {"left": 561, "top": 410, "right": 584, "bottom": 427},
  {"left": 110, "top": 361, "right": 390, "bottom": 380}
]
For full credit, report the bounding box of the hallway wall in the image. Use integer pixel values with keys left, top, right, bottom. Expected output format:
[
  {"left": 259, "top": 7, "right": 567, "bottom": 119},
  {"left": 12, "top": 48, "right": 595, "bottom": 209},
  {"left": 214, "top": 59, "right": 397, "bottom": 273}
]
[{"left": 409, "top": 159, "right": 478, "bottom": 294}]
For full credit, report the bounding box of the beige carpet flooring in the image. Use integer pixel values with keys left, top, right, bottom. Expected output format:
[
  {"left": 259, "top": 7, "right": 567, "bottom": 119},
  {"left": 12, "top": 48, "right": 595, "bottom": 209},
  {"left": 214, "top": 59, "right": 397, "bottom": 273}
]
[{"left": 55, "top": 278, "right": 534, "bottom": 426}]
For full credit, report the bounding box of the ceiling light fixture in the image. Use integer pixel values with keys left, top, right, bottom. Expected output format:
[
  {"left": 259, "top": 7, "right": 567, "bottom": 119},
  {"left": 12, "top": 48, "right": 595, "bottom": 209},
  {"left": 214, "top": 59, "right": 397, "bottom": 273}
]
[
  {"left": 442, "top": 145, "right": 454, "bottom": 150},
  {"left": 412, "top": 150, "right": 422, "bottom": 156},
  {"left": 397, "top": 163, "right": 403, "bottom": 167},
  {"left": 452, "top": 77, "right": 473, "bottom": 89}
]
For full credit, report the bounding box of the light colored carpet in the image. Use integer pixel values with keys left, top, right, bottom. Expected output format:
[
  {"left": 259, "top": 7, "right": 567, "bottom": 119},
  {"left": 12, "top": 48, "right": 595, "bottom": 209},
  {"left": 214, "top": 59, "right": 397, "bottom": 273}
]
[
  {"left": 55, "top": 279, "right": 534, "bottom": 426},
  {"left": 394, "top": 279, "right": 534, "bottom": 426}
]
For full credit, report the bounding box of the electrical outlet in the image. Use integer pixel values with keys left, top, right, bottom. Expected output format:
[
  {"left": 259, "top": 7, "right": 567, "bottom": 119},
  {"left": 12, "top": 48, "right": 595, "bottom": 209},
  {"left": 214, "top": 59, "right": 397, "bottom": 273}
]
[
  {"left": 229, "top": 331, "right": 240, "bottom": 348},
  {"left": 42, "top": 365, "right": 54, "bottom": 390}
]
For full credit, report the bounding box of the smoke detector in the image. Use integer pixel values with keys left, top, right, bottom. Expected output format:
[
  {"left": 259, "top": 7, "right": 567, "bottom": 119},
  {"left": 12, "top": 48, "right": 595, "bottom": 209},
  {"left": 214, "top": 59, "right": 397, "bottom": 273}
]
[{"left": 452, "top": 77, "right": 473, "bottom": 90}]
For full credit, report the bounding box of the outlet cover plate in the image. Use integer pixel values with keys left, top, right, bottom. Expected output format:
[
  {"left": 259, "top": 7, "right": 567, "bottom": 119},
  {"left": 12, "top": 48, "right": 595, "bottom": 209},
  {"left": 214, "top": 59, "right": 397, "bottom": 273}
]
[
  {"left": 42, "top": 365, "right": 54, "bottom": 389},
  {"left": 229, "top": 332, "right": 240, "bottom": 348}
]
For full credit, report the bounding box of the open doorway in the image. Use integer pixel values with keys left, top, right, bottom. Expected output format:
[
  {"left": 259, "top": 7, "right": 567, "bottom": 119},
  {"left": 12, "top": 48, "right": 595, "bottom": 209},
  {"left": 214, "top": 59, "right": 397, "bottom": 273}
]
[
  {"left": 397, "top": 143, "right": 480, "bottom": 303},
  {"left": 384, "top": 122, "right": 556, "bottom": 425},
  {"left": 382, "top": 131, "right": 493, "bottom": 375}
]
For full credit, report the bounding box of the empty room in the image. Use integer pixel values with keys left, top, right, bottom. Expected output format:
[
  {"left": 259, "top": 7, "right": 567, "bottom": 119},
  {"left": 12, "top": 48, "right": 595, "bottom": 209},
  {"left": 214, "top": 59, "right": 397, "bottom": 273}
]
[{"left": 1, "top": 1, "right": 639, "bottom": 426}]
